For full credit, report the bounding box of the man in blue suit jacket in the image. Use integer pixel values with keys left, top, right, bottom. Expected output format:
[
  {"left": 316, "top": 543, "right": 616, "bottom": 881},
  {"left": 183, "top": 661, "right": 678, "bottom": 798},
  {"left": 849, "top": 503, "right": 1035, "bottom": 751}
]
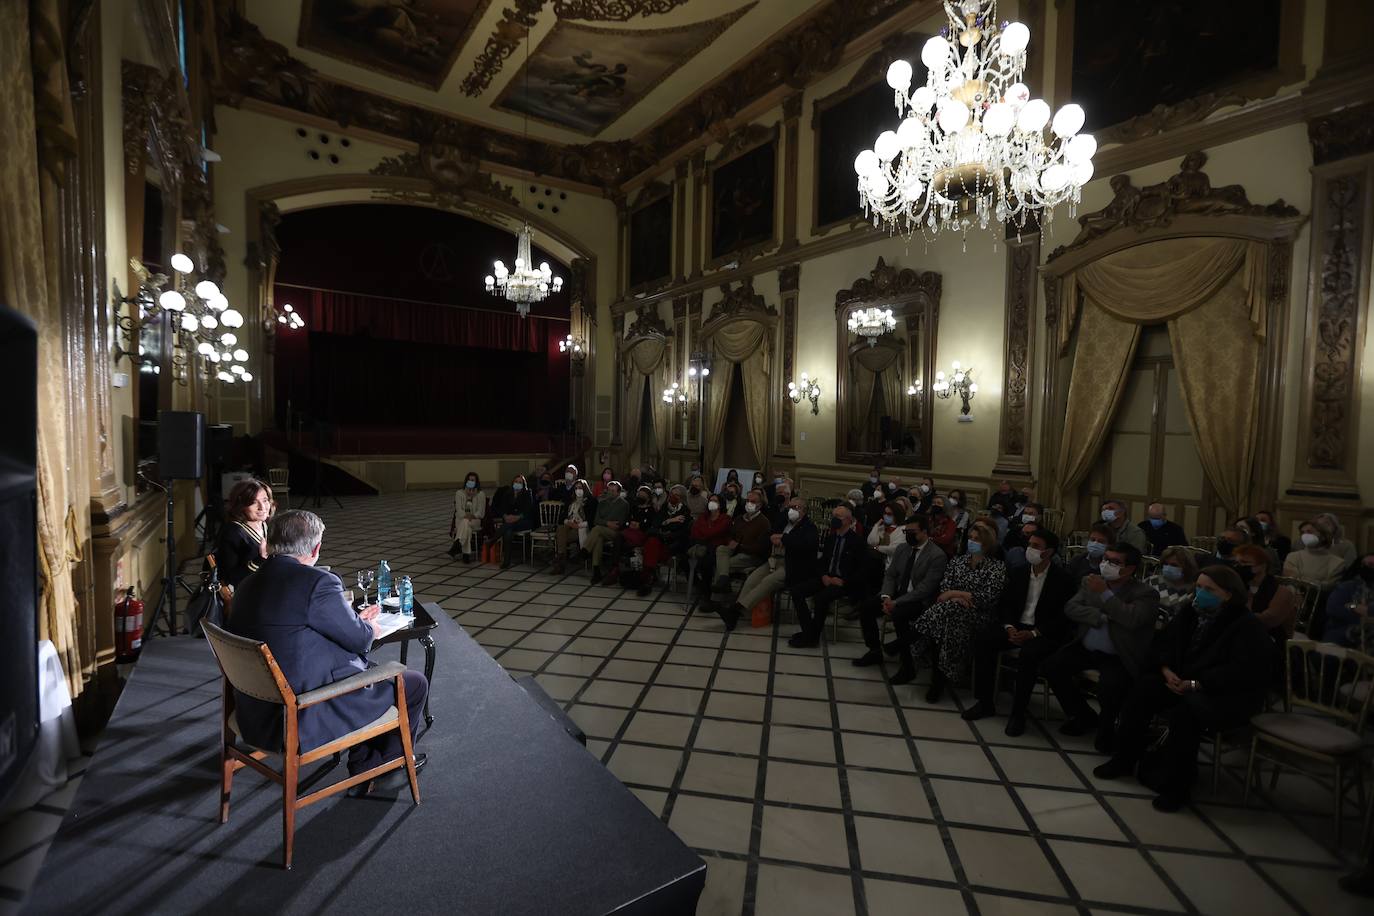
[{"left": 228, "top": 510, "right": 428, "bottom": 786}]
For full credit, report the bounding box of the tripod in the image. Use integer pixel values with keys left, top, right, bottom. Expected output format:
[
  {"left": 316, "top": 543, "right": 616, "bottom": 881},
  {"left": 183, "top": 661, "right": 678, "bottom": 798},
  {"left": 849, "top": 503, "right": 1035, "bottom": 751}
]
[
  {"left": 299, "top": 420, "right": 342, "bottom": 510},
  {"left": 144, "top": 479, "right": 195, "bottom": 639}
]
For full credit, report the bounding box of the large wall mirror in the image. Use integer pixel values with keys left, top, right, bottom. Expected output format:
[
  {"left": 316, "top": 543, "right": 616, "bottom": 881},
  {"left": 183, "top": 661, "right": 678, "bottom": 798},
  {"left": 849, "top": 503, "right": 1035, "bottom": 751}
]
[{"left": 834, "top": 258, "right": 941, "bottom": 469}]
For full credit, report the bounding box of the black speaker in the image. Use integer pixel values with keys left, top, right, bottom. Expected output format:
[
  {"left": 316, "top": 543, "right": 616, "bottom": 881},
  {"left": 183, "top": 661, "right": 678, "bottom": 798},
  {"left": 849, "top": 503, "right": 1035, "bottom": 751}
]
[
  {"left": 205, "top": 424, "right": 232, "bottom": 469},
  {"left": 0, "top": 303, "right": 38, "bottom": 810},
  {"left": 158, "top": 410, "right": 206, "bottom": 480}
]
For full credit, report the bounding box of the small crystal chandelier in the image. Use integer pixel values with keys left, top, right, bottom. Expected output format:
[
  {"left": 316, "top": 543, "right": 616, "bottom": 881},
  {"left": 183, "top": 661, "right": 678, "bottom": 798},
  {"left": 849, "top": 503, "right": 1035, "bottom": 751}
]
[
  {"left": 485, "top": 222, "right": 563, "bottom": 317},
  {"left": 847, "top": 306, "right": 896, "bottom": 345},
  {"left": 273, "top": 302, "right": 305, "bottom": 330},
  {"left": 855, "top": 0, "right": 1096, "bottom": 242}
]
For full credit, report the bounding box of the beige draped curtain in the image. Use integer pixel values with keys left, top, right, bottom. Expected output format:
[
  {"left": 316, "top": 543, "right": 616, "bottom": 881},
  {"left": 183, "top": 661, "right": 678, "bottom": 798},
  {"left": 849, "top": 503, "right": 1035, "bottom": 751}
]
[
  {"left": 1055, "top": 237, "right": 1268, "bottom": 516},
  {"left": 704, "top": 319, "right": 772, "bottom": 469},
  {"left": 0, "top": 0, "right": 83, "bottom": 693},
  {"left": 621, "top": 337, "right": 666, "bottom": 468},
  {"left": 850, "top": 342, "right": 903, "bottom": 449}
]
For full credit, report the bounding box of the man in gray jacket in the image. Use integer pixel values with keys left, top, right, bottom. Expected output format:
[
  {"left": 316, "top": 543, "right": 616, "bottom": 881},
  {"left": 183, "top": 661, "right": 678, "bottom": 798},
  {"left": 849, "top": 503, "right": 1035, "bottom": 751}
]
[
  {"left": 585, "top": 481, "right": 630, "bottom": 582},
  {"left": 1041, "top": 543, "right": 1159, "bottom": 753},
  {"left": 854, "top": 514, "right": 949, "bottom": 685},
  {"left": 1100, "top": 498, "right": 1150, "bottom": 555}
]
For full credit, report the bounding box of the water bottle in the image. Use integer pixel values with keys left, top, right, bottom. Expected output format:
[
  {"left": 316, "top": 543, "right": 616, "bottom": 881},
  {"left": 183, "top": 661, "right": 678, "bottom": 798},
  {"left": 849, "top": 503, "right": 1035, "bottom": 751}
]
[
  {"left": 376, "top": 560, "right": 393, "bottom": 603},
  {"left": 399, "top": 575, "right": 414, "bottom": 619}
]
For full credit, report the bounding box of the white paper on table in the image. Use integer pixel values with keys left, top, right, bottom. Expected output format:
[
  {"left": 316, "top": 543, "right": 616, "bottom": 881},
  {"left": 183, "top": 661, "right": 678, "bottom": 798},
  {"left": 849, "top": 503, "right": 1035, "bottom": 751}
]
[{"left": 372, "top": 612, "right": 412, "bottom": 640}]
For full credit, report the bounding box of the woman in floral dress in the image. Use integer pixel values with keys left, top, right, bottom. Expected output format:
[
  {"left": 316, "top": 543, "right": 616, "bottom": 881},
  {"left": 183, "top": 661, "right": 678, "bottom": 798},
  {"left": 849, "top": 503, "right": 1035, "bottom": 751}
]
[{"left": 912, "top": 522, "right": 1007, "bottom": 702}]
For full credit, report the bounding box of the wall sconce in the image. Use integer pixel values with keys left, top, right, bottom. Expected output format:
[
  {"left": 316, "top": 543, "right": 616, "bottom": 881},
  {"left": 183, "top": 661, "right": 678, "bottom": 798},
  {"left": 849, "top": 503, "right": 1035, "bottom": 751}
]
[
  {"left": 662, "top": 381, "right": 688, "bottom": 418},
  {"left": 906, "top": 379, "right": 923, "bottom": 397},
  {"left": 787, "top": 372, "right": 821, "bottom": 415},
  {"left": 559, "top": 333, "right": 587, "bottom": 374},
  {"left": 272, "top": 302, "right": 305, "bottom": 330},
  {"left": 933, "top": 361, "right": 977, "bottom": 418}
]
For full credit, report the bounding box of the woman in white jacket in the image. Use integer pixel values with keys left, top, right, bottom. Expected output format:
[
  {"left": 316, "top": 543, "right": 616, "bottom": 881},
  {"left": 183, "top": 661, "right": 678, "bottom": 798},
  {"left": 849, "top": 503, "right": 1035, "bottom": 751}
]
[{"left": 449, "top": 471, "right": 488, "bottom": 563}]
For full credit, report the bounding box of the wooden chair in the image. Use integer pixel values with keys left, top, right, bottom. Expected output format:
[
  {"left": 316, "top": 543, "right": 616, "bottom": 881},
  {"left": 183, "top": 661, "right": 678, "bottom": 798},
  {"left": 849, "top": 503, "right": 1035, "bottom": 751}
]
[
  {"left": 1275, "top": 576, "right": 1321, "bottom": 638},
  {"left": 201, "top": 621, "right": 420, "bottom": 869},
  {"left": 991, "top": 648, "right": 1054, "bottom": 721},
  {"left": 267, "top": 467, "right": 290, "bottom": 500},
  {"left": 1244, "top": 639, "right": 1374, "bottom": 846},
  {"left": 1041, "top": 508, "right": 1065, "bottom": 537},
  {"left": 1190, "top": 535, "right": 1218, "bottom": 553},
  {"left": 528, "top": 500, "right": 565, "bottom": 563},
  {"left": 1066, "top": 529, "right": 1089, "bottom": 548},
  {"left": 1138, "top": 555, "right": 1160, "bottom": 579}
]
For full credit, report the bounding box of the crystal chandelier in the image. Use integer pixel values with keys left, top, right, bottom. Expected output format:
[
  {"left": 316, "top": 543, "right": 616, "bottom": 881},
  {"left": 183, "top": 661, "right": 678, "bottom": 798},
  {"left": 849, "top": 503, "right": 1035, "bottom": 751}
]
[
  {"left": 847, "top": 306, "right": 896, "bottom": 345},
  {"left": 855, "top": 0, "right": 1096, "bottom": 241},
  {"left": 484, "top": 223, "right": 563, "bottom": 318}
]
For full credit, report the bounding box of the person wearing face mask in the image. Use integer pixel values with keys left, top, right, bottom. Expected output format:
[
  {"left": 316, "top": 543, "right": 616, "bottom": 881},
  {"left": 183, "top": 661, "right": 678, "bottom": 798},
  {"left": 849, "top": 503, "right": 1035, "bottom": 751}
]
[
  {"left": 1282, "top": 520, "right": 1347, "bottom": 589},
  {"left": 724, "top": 468, "right": 742, "bottom": 493},
  {"left": 448, "top": 472, "right": 487, "bottom": 562},
  {"left": 854, "top": 514, "right": 949, "bottom": 684},
  {"left": 884, "top": 478, "right": 908, "bottom": 502},
  {"left": 1043, "top": 544, "right": 1160, "bottom": 754},
  {"left": 945, "top": 488, "right": 971, "bottom": 542},
  {"left": 787, "top": 506, "right": 865, "bottom": 648},
  {"left": 1252, "top": 509, "right": 1291, "bottom": 562},
  {"left": 551, "top": 478, "right": 596, "bottom": 574},
  {"left": 862, "top": 466, "right": 884, "bottom": 501},
  {"left": 494, "top": 474, "right": 537, "bottom": 569},
  {"left": 768, "top": 479, "right": 795, "bottom": 525},
  {"left": 1003, "top": 502, "right": 1044, "bottom": 554},
  {"left": 1214, "top": 526, "right": 1249, "bottom": 562},
  {"left": 1094, "top": 565, "right": 1272, "bottom": 812},
  {"left": 685, "top": 475, "right": 710, "bottom": 518},
  {"left": 553, "top": 464, "right": 580, "bottom": 501},
  {"left": 1314, "top": 512, "right": 1357, "bottom": 572},
  {"left": 1322, "top": 552, "right": 1374, "bottom": 647},
  {"left": 1138, "top": 502, "right": 1187, "bottom": 557},
  {"left": 964, "top": 530, "right": 1076, "bottom": 734},
  {"left": 707, "top": 489, "right": 773, "bottom": 596},
  {"left": 908, "top": 522, "right": 1008, "bottom": 702},
  {"left": 592, "top": 467, "right": 616, "bottom": 499},
  {"left": 926, "top": 497, "right": 958, "bottom": 557},
  {"left": 1068, "top": 523, "right": 1117, "bottom": 581},
  {"left": 720, "top": 484, "right": 743, "bottom": 519},
  {"left": 914, "top": 478, "right": 936, "bottom": 514},
  {"left": 1144, "top": 546, "right": 1200, "bottom": 623},
  {"left": 605, "top": 485, "right": 661, "bottom": 588},
  {"left": 714, "top": 498, "right": 820, "bottom": 631},
  {"left": 866, "top": 501, "right": 908, "bottom": 565},
  {"left": 650, "top": 482, "right": 669, "bottom": 512},
  {"left": 988, "top": 479, "right": 1020, "bottom": 520},
  {"left": 1232, "top": 544, "right": 1296, "bottom": 645},
  {"left": 688, "top": 495, "right": 734, "bottom": 593},
  {"left": 1098, "top": 498, "right": 1150, "bottom": 554},
  {"left": 584, "top": 480, "right": 630, "bottom": 582},
  {"left": 656, "top": 484, "right": 693, "bottom": 558}
]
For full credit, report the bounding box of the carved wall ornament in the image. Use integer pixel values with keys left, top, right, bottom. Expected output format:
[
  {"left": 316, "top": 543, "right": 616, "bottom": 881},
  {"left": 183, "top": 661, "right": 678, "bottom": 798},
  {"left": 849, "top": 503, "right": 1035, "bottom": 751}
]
[
  {"left": 1309, "top": 100, "right": 1374, "bottom": 166},
  {"left": 1049, "top": 152, "right": 1301, "bottom": 259},
  {"left": 712, "top": 122, "right": 778, "bottom": 165},
  {"left": 998, "top": 238, "right": 1037, "bottom": 465},
  {"left": 1308, "top": 174, "right": 1363, "bottom": 470},
  {"left": 705, "top": 278, "right": 777, "bottom": 326},
  {"left": 834, "top": 256, "right": 943, "bottom": 314},
  {"left": 369, "top": 143, "right": 520, "bottom": 206},
  {"left": 778, "top": 263, "right": 800, "bottom": 293},
  {"left": 630, "top": 180, "right": 673, "bottom": 209},
  {"left": 624, "top": 305, "right": 673, "bottom": 342},
  {"left": 553, "top": 0, "right": 691, "bottom": 19},
  {"left": 122, "top": 60, "right": 200, "bottom": 192},
  {"left": 459, "top": 0, "right": 543, "bottom": 98},
  {"left": 1094, "top": 90, "right": 1252, "bottom": 146}
]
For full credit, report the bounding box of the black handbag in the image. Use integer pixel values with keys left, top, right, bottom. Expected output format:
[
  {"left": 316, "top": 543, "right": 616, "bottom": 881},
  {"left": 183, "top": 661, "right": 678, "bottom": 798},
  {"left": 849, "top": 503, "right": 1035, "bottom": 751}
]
[{"left": 186, "top": 558, "right": 229, "bottom": 637}]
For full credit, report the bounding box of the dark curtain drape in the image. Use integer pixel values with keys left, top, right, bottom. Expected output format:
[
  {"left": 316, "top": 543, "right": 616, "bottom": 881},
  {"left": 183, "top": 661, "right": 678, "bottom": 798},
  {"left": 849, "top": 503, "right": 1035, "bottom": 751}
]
[{"left": 286, "top": 287, "right": 551, "bottom": 351}]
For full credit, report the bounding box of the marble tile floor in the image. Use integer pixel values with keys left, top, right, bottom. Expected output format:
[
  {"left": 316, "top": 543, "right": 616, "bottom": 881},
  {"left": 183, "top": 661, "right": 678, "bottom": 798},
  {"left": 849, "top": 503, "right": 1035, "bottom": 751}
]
[{"left": 3, "top": 491, "right": 1369, "bottom": 916}]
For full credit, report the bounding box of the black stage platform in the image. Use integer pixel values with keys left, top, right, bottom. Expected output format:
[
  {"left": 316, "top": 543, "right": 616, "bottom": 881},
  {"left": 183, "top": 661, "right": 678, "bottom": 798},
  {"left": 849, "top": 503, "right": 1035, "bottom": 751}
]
[{"left": 24, "top": 605, "right": 705, "bottom": 915}]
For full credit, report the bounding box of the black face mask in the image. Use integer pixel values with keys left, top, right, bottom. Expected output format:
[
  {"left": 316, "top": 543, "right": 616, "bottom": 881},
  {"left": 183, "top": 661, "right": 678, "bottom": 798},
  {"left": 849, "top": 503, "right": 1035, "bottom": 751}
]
[
  {"left": 1233, "top": 562, "right": 1254, "bottom": 585},
  {"left": 690, "top": 486, "right": 701, "bottom": 494},
  {"left": 830, "top": 517, "right": 844, "bottom": 530},
  {"left": 1359, "top": 567, "right": 1374, "bottom": 584},
  {"left": 904, "top": 530, "right": 919, "bottom": 546},
  {"left": 1217, "top": 540, "right": 1235, "bottom": 557}
]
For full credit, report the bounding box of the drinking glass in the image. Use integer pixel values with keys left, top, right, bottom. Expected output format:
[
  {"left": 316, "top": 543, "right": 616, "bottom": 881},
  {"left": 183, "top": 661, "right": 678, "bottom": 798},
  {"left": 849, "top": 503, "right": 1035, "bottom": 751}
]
[{"left": 356, "top": 569, "right": 374, "bottom": 606}]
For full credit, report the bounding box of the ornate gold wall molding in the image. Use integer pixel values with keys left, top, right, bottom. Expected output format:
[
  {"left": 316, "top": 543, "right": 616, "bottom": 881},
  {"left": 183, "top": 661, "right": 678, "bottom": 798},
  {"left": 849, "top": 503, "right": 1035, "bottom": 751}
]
[
  {"left": 1309, "top": 100, "right": 1374, "bottom": 166},
  {"left": 992, "top": 233, "right": 1037, "bottom": 479},
  {"left": 777, "top": 263, "right": 800, "bottom": 455},
  {"left": 459, "top": 0, "right": 543, "bottom": 98}
]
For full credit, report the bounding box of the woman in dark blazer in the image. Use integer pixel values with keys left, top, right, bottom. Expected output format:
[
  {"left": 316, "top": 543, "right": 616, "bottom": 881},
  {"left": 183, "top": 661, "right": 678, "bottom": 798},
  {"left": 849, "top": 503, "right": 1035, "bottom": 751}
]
[
  {"left": 493, "top": 473, "right": 537, "bottom": 569},
  {"left": 214, "top": 478, "right": 274, "bottom": 589}
]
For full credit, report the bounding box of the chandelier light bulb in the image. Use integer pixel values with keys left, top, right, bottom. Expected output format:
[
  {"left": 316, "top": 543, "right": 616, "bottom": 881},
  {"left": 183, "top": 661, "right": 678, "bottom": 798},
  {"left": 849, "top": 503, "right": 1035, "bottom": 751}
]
[
  {"left": 197, "top": 341, "right": 213, "bottom": 355},
  {"left": 242, "top": 371, "right": 253, "bottom": 382},
  {"left": 514, "top": 258, "right": 525, "bottom": 269},
  {"left": 278, "top": 314, "right": 287, "bottom": 324},
  {"left": 221, "top": 332, "right": 237, "bottom": 346},
  {"left": 179, "top": 314, "right": 198, "bottom": 332},
  {"left": 1016, "top": 98, "right": 1051, "bottom": 133},
  {"left": 921, "top": 36, "right": 951, "bottom": 70},
  {"left": 1040, "top": 163, "right": 1070, "bottom": 192},
  {"left": 874, "top": 130, "right": 900, "bottom": 161},
  {"left": 200, "top": 314, "right": 218, "bottom": 330},
  {"left": 983, "top": 102, "right": 1015, "bottom": 137},
  {"left": 1052, "top": 103, "right": 1085, "bottom": 138},
  {"left": 701, "top": 367, "right": 710, "bottom": 377},
  {"left": 169, "top": 252, "right": 194, "bottom": 274},
  {"left": 283, "top": 303, "right": 294, "bottom": 312},
  {"left": 231, "top": 364, "right": 244, "bottom": 375},
  {"left": 886, "top": 59, "right": 913, "bottom": 91},
  {"left": 911, "top": 85, "right": 936, "bottom": 114},
  {"left": 1005, "top": 82, "right": 1030, "bottom": 108},
  {"left": 195, "top": 279, "right": 219, "bottom": 300},
  {"left": 854, "top": 149, "right": 880, "bottom": 177},
  {"left": 233, "top": 348, "right": 249, "bottom": 362},
  {"left": 222, "top": 308, "right": 243, "bottom": 328},
  {"left": 159, "top": 290, "right": 186, "bottom": 311},
  {"left": 485, "top": 275, "right": 495, "bottom": 286},
  {"left": 936, "top": 100, "right": 969, "bottom": 134},
  {"left": 896, "top": 117, "right": 923, "bottom": 149},
  {"left": 1065, "top": 133, "right": 1097, "bottom": 164},
  {"left": 1000, "top": 21, "right": 1030, "bottom": 56},
  {"left": 539, "top": 262, "right": 551, "bottom": 275},
  {"left": 217, "top": 371, "right": 233, "bottom": 383}
]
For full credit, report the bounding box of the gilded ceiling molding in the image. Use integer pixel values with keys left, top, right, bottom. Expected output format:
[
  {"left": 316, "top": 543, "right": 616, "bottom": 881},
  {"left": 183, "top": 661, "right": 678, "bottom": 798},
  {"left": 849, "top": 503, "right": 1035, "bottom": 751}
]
[
  {"left": 459, "top": 0, "right": 543, "bottom": 98},
  {"left": 123, "top": 60, "right": 199, "bottom": 192},
  {"left": 1094, "top": 90, "right": 1253, "bottom": 146},
  {"left": 552, "top": 0, "right": 691, "bottom": 18},
  {"left": 1047, "top": 151, "right": 1301, "bottom": 260},
  {"left": 369, "top": 142, "right": 520, "bottom": 207},
  {"left": 1308, "top": 99, "right": 1374, "bottom": 166}
]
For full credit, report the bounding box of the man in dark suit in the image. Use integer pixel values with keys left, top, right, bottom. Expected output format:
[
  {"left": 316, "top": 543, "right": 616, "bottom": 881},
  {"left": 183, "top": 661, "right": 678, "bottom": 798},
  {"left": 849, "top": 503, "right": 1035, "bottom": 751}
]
[
  {"left": 788, "top": 505, "right": 864, "bottom": 648},
  {"left": 1139, "top": 502, "right": 1188, "bottom": 556},
  {"left": 854, "top": 514, "right": 948, "bottom": 685},
  {"left": 228, "top": 510, "right": 428, "bottom": 793},
  {"left": 963, "top": 529, "right": 1077, "bottom": 735}
]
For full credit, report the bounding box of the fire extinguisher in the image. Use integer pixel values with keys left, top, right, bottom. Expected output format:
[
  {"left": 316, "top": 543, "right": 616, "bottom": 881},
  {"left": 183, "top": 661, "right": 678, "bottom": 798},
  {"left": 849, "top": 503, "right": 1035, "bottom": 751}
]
[{"left": 116, "top": 586, "right": 144, "bottom": 662}]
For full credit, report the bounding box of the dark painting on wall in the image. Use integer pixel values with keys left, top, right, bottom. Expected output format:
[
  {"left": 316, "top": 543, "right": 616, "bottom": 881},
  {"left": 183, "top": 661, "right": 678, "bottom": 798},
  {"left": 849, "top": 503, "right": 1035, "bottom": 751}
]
[
  {"left": 710, "top": 141, "right": 776, "bottom": 262},
  {"left": 629, "top": 194, "right": 673, "bottom": 289},
  {"left": 815, "top": 79, "right": 908, "bottom": 229},
  {"left": 1071, "top": 0, "right": 1282, "bottom": 132},
  {"left": 298, "top": 0, "right": 491, "bottom": 89}
]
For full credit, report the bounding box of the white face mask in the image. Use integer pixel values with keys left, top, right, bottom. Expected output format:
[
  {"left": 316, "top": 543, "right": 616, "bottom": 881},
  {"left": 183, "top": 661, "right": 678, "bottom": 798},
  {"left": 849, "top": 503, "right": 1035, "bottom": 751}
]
[
  {"left": 787, "top": 508, "right": 801, "bottom": 522},
  {"left": 1300, "top": 532, "right": 1320, "bottom": 548},
  {"left": 1101, "top": 508, "right": 1118, "bottom": 523},
  {"left": 1025, "top": 547, "right": 1044, "bottom": 566},
  {"left": 575, "top": 488, "right": 585, "bottom": 498},
  {"left": 745, "top": 502, "right": 760, "bottom": 515},
  {"left": 1099, "top": 561, "right": 1122, "bottom": 581},
  {"left": 919, "top": 484, "right": 931, "bottom": 494},
  {"left": 1022, "top": 515, "right": 1037, "bottom": 524},
  {"left": 654, "top": 487, "right": 664, "bottom": 495},
  {"left": 887, "top": 482, "right": 897, "bottom": 491},
  {"left": 564, "top": 472, "right": 574, "bottom": 481},
  {"left": 869, "top": 475, "right": 879, "bottom": 483},
  {"left": 708, "top": 501, "right": 720, "bottom": 512},
  {"left": 947, "top": 498, "right": 958, "bottom": 507}
]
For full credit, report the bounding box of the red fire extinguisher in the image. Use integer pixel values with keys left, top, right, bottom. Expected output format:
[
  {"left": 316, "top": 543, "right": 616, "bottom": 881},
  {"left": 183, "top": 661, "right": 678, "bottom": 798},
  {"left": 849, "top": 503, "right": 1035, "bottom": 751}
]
[{"left": 116, "top": 586, "right": 144, "bottom": 662}]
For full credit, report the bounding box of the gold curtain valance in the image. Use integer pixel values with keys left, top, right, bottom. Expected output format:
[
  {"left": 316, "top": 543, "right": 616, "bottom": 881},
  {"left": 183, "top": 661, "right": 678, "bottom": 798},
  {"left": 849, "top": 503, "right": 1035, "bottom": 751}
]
[
  {"left": 853, "top": 339, "right": 902, "bottom": 374},
  {"left": 1058, "top": 238, "right": 1268, "bottom": 354},
  {"left": 624, "top": 336, "right": 666, "bottom": 376},
  {"left": 707, "top": 318, "right": 770, "bottom": 366}
]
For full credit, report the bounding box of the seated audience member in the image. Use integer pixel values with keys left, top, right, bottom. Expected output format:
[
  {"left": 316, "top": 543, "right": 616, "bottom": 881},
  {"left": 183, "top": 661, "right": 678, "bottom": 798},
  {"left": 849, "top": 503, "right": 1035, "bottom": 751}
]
[
  {"left": 1322, "top": 553, "right": 1374, "bottom": 646},
  {"left": 988, "top": 479, "right": 1019, "bottom": 519},
  {"left": 533, "top": 470, "right": 555, "bottom": 503},
  {"left": 1145, "top": 546, "right": 1199, "bottom": 622},
  {"left": 926, "top": 495, "right": 958, "bottom": 556},
  {"left": 651, "top": 481, "right": 668, "bottom": 512},
  {"left": 1002, "top": 516, "right": 1042, "bottom": 570},
  {"left": 769, "top": 477, "right": 795, "bottom": 519},
  {"left": 1315, "top": 512, "right": 1357, "bottom": 572},
  {"left": 749, "top": 471, "right": 768, "bottom": 496},
  {"left": 861, "top": 466, "right": 884, "bottom": 501},
  {"left": 1140, "top": 502, "right": 1188, "bottom": 556},
  {"left": 552, "top": 464, "right": 579, "bottom": 502},
  {"left": 914, "top": 477, "right": 936, "bottom": 514},
  {"left": 610, "top": 485, "right": 661, "bottom": 591},
  {"left": 1214, "top": 525, "right": 1249, "bottom": 561},
  {"left": 867, "top": 502, "right": 905, "bottom": 565},
  {"left": 1234, "top": 544, "right": 1297, "bottom": 643},
  {"left": 494, "top": 474, "right": 536, "bottom": 569},
  {"left": 688, "top": 496, "right": 733, "bottom": 589},
  {"left": 1068, "top": 523, "right": 1117, "bottom": 580},
  {"left": 1094, "top": 565, "right": 1271, "bottom": 812},
  {"left": 946, "top": 488, "right": 972, "bottom": 543},
  {"left": 854, "top": 514, "right": 949, "bottom": 684},
  {"left": 883, "top": 477, "right": 908, "bottom": 502},
  {"left": 215, "top": 478, "right": 274, "bottom": 588},
  {"left": 724, "top": 468, "right": 742, "bottom": 493},
  {"left": 1282, "top": 519, "right": 1347, "bottom": 589},
  {"left": 592, "top": 467, "right": 615, "bottom": 498},
  {"left": 1253, "top": 509, "right": 1291, "bottom": 562},
  {"left": 685, "top": 475, "right": 710, "bottom": 517},
  {"left": 1100, "top": 498, "right": 1150, "bottom": 554},
  {"left": 857, "top": 485, "right": 886, "bottom": 531},
  {"left": 711, "top": 489, "right": 773, "bottom": 594},
  {"left": 788, "top": 505, "right": 865, "bottom": 648},
  {"left": 715, "top": 497, "right": 819, "bottom": 631},
  {"left": 228, "top": 510, "right": 428, "bottom": 792},
  {"left": 625, "top": 467, "right": 645, "bottom": 496},
  {"left": 656, "top": 485, "right": 693, "bottom": 557},
  {"left": 1003, "top": 503, "right": 1043, "bottom": 557},
  {"left": 584, "top": 480, "right": 629, "bottom": 582},
  {"left": 1043, "top": 544, "right": 1160, "bottom": 753},
  {"left": 719, "top": 481, "right": 744, "bottom": 519},
  {"left": 978, "top": 505, "right": 1011, "bottom": 543},
  {"left": 551, "top": 478, "right": 595, "bottom": 574},
  {"left": 911, "top": 522, "right": 1008, "bottom": 702},
  {"left": 964, "top": 530, "right": 1076, "bottom": 734},
  {"left": 448, "top": 472, "right": 486, "bottom": 562}
]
